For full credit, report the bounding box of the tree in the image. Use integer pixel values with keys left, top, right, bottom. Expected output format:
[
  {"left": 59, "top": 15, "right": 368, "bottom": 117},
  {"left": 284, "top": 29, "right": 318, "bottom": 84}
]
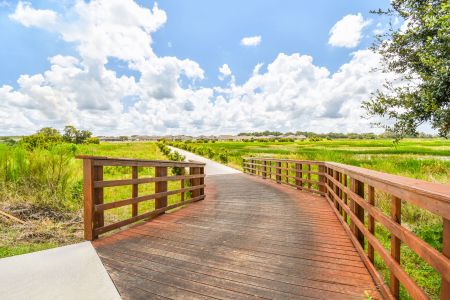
[
  {"left": 20, "top": 127, "right": 62, "bottom": 149},
  {"left": 76, "top": 130, "right": 92, "bottom": 144},
  {"left": 363, "top": 1, "right": 450, "bottom": 138},
  {"left": 63, "top": 125, "right": 93, "bottom": 144},
  {"left": 63, "top": 126, "right": 78, "bottom": 143},
  {"left": 38, "top": 127, "right": 61, "bottom": 137}
]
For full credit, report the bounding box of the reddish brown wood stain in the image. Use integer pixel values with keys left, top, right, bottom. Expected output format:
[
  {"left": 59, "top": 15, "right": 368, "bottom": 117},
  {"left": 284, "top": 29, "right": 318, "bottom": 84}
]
[{"left": 94, "top": 174, "right": 381, "bottom": 299}]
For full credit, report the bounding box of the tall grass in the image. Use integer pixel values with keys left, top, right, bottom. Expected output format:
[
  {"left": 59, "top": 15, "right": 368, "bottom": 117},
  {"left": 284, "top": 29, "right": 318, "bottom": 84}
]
[
  {"left": 0, "top": 144, "right": 80, "bottom": 210},
  {"left": 0, "top": 142, "right": 169, "bottom": 259}
]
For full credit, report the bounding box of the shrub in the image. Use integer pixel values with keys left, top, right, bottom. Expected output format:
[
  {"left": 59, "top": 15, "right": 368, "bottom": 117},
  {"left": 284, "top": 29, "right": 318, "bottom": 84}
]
[
  {"left": 218, "top": 151, "right": 229, "bottom": 164},
  {"left": 206, "top": 148, "right": 216, "bottom": 159},
  {"left": 309, "top": 137, "right": 322, "bottom": 142},
  {"left": 84, "top": 137, "right": 100, "bottom": 144},
  {"left": 20, "top": 127, "right": 63, "bottom": 150}
]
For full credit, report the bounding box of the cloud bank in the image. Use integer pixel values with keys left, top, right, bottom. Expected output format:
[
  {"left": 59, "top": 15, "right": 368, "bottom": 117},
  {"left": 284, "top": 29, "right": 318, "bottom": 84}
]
[{"left": 1, "top": 1, "right": 392, "bottom": 136}]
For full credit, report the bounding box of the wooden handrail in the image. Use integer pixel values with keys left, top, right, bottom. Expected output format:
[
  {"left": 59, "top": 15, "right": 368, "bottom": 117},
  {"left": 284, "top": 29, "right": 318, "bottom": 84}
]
[
  {"left": 77, "top": 156, "right": 206, "bottom": 241},
  {"left": 243, "top": 157, "right": 450, "bottom": 300}
]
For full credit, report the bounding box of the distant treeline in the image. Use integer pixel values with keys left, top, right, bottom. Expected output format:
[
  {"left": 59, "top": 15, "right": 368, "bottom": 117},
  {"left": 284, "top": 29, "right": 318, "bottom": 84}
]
[
  {"left": 237, "top": 131, "right": 436, "bottom": 139},
  {"left": 1, "top": 126, "right": 99, "bottom": 149}
]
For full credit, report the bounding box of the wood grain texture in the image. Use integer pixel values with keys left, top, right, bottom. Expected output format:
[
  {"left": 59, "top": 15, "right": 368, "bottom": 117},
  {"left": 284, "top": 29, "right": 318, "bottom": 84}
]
[{"left": 94, "top": 173, "right": 381, "bottom": 300}]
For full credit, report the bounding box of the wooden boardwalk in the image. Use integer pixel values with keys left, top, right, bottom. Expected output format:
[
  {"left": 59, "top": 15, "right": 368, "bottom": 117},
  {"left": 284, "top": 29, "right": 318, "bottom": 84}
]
[{"left": 94, "top": 173, "right": 380, "bottom": 299}]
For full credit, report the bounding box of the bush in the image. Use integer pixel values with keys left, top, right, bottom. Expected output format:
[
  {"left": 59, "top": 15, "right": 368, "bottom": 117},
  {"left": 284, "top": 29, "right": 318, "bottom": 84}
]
[
  {"left": 156, "top": 144, "right": 186, "bottom": 175},
  {"left": 206, "top": 148, "right": 216, "bottom": 159},
  {"left": 20, "top": 128, "right": 63, "bottom": 150},
  {"left": 309, "top": 137, "right": 323, "bottom": 142},
  {"left": 218, "top": 151, "right": 229, "bottom": 164},
  {"left": 84, "top": 137, "right": 100, "bottom": 144}
]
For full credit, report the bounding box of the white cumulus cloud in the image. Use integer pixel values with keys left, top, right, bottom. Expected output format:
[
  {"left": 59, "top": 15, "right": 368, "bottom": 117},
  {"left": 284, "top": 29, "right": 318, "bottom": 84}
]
[
  {"left": 9, "top": 1, "right": 57, "bottom": 28},
  {"left": 218, "top": 64, "right": 232, "bottom": 80},
  {"left": 328, "top": 13, "right": 370, "bottom": 48},
  {"left": 241, "top": 35, "right": 261, "bottom": 47}
]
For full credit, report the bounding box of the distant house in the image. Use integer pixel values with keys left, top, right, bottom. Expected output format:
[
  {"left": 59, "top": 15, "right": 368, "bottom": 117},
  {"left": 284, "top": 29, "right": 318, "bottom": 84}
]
[
  {"left": 234, "top": 135, "right": 252, "bottom": 141},
  {"left": 218, "top": 135, "right": 236, "bottom": 141},
  {"left": 99, "top": 136, "right": 123, "bottom": 142},
  {"left": 284, "top": 134, "right": 306, "bottom": 140},
  {"left": 173, "top": 135, "right": 193, "bottom": 141}
]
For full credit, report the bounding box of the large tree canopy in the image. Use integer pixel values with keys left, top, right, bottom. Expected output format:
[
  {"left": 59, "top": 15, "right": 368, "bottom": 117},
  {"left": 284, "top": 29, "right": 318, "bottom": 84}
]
[{"left": 364, "top": 0, "right": 449, "bottom": 138}]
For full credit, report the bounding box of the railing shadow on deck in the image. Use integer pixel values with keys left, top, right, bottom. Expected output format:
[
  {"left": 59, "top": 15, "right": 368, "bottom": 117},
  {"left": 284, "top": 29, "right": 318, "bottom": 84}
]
[
  {"left": 76, "top": 156, "right": 205, "bottom": 241},
  {"left": 243, "top": 157, "right": 450, "bottom": 300}
]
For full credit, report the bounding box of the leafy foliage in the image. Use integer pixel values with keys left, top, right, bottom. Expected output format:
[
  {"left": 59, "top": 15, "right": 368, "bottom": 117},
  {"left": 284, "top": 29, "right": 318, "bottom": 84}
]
[
  {"left": 156, "top": 142, "right": 186, "bottom": 175},
  {"left": 364, "top": 0, "right": 450, "bottom": 138},
  {"left": 63, "top": 125, "right": 94, "bottom": 144},
  {"left": 20, "top": 127, "right": 63, "bottom": 150},
  {"left": 20, "top": 126, "right": 98, "bottom": 150}
]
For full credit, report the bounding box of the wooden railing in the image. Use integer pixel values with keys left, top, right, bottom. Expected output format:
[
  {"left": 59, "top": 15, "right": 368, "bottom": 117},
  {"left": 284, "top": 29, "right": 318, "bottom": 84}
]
[
  {"left": 77, "top": 156, "right": 205, "bottom": 241},
  {"left": 243, "top": 157, "right": 450, "bottom": 300}
]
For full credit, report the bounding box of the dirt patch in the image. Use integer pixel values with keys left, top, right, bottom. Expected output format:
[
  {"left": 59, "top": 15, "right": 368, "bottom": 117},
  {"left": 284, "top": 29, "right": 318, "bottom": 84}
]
[{"left": 0, "top": 203, "right": 84, "bottom": 253}]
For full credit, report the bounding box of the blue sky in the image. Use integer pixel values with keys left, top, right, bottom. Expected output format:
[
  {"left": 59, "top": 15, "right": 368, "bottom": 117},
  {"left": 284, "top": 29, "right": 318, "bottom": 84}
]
[
  {"left": 1, "top": 0, "right": 390, "bottom": 88},
  {"left": 0, "top": 0, "right": 404, "bottom": 136},
  {"left": 150, "top": 0, "right": 390, "bottom": 86}
]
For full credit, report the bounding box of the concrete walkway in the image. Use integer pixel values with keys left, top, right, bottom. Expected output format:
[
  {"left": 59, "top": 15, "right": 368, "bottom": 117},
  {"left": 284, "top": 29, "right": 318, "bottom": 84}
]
[
  {"left": 0, "top": 242, "right": 120, "bottom": 300},
  {"left": 168, "top": 146, "right": 241, "bottom": 175}
]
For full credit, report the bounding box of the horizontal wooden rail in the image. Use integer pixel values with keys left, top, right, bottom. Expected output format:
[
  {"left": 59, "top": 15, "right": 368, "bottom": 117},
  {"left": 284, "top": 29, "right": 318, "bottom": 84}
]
[
  {"left": 243, "top": 157, "right": 450, "bottom": 300},
  {"left": 77, "top": 155, "right": 206, "bottom": 241}
]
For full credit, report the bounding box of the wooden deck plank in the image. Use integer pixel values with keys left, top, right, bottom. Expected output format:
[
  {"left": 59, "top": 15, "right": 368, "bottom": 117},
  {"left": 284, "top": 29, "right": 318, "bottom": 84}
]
[{"left": 94, "top": 173, "right": 381, "bottom": 299}]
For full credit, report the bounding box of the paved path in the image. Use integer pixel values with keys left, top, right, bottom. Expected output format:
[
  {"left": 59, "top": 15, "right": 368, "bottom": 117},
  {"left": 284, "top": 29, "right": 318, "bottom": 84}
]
[
  {"left": 94, "top": 152, "right": 380, "bottom": 299},
  {"left": 0, "top": 242, "right": 120, "bottom": 300},
  {"left": 168, "top": 146, "right": 241, "bottom": 175}
]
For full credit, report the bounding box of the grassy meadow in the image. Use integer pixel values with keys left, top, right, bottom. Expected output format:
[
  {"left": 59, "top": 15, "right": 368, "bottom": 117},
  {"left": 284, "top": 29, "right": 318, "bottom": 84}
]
[
  {"left": 167, "top": 138, "right": 449, "bottom": 299},
  {"left": 170, "top": 138, "right": 449, "bottom": 182},
  {"left": 0, "top": 142, "right": 178, "bottom": 258}
]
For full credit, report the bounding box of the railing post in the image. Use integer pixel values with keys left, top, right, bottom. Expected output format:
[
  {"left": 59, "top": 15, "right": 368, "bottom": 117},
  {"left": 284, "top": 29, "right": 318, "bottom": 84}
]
[
  {"left": 155, "top": 166, "right": 168, "bottom": 210},
  {"left": 342, "top": 174, "right": 348, "bottom": 222},
  {"left": 391, "top": 195, "right": 401, "bottom": 298},
  {"left": 200, "top": 166, "right": 205, "bottom": 196},
  {"left": 180, "top": 167, "right": 185, "bottom": 202},
  {"left": 337, "top": 172, "right": 343, "bottom": 214},
  {"left": 442, "top": 218, "right": 450, "bottom": 300},
  {"left": 296, "top": 163, "right": 303, "bottom": 190},
  {"left": 350, "top": 178, "right": 365, "bottom": 247},
  {"left": 82, "top": 158, "right": 103, "bottom": 241},
  {"left": 368, "top": 186, "right": 375, "bottom": 263},
  {"left": 251, "top": 159, "right": 255, "bottom": 175},
  {"left": 307, "top": 164, "right": 312, "bottom": 190},
  {"left": 332, "top": 169, "right": 338, "bottom": 209},
  {"left": 83, "top": 158, "right": 94, "bottom": 241},
  {"left": 262, "top": 161, "right": 267, "bottom": 179},
  {"left": 132, "top": 166, "right": 138, "bottom": 217},
  {"left": 318, "top": 165, "right": 325, "bottom": 193},
  {"left": 285, "top": 162, "right": 289, "bottom": 184},
  {"left": 276, "top": 161, "right": 281, "bottom": 183},
  {"left": 190, "top": 166, "right": 201, "bottom": 198}
]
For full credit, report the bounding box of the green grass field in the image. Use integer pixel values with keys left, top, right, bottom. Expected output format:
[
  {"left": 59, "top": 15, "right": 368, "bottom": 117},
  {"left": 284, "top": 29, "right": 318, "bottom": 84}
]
[{"left": 175, "top": 139, "right": 449, "bottom": 183}]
